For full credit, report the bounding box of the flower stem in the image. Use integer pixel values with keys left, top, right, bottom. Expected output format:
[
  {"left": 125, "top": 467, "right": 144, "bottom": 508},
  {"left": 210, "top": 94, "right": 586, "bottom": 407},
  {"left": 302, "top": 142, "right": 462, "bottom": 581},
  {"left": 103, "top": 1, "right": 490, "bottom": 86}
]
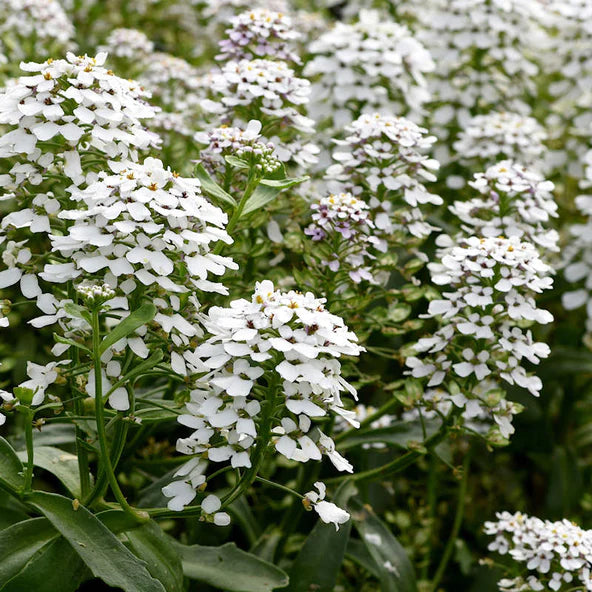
[
  {"left": 23, "top": 410, "right": 34, "bottom": 493},
  {"left": 430, "top": 452, "right": 471, "bottom": 592},
  {"left": 90, "top": 308, "right": 147, "bottom": 523}
]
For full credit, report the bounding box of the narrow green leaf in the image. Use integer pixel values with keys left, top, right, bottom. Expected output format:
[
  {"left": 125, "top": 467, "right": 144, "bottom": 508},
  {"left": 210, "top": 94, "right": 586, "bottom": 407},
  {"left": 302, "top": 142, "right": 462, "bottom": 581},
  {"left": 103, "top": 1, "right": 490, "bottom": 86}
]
[
  {"left": 16, "top": 446, "right": 89, "bottom": 498},
  {"left": 286, "top": 481, "right": 355, "bottom": 592},
  {"left": 250, "top": 528, "right": 283, "bottom": 563},
  {"left": 194, "top": 163, "right": 236, "bottom": 207},
  {"left": 127, "top": 522, "right": 183, "bottom": 592},
  {"left": 350, "top": 498, "right": 417, "bottom": 592},
  {"left": 2, "top": 536, "right": 88, "bottom": 592},
  {"left": 346, "top": 538, "right": 381, "bottom": 579},
  {"left": 259, "top": 175, "right": 308, "bottom": 188},
  {"left": 0, "top": 518, "right": 58, "bottom": 585},
  {"left": 63, "top": 302, "right": 91, "bottom": 325},
  {"left": 99, "top": 304, "right": 156, "bottom": 355},
  {"left": 26, "top": 492, "right": 165, "bottom": 592},
  {"left": 177, "top": 541, "right": 289, "bottom": 592},
  {"left": 224, "top": 155, "right": 250, "bottom": 170},
  {"left": 242, "top": 184, "right": 281, "bottom": 216},
  {"left": 0, "top": 437, "right": 24, "bottom": 494},
  {"left": 53, "top": 334, "right": 90, "bottom": 353}
]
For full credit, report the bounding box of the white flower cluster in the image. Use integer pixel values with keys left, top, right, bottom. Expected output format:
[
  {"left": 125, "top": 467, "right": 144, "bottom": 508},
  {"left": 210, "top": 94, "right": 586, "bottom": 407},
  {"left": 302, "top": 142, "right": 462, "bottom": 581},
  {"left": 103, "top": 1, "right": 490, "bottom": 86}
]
[
  {"left": 194, "top": 119, "right": 282, "bottom": 177},
  {"left": 409, "top": 0, "right": 543, "bottom": 144},
  {"left": 0, "top": 52, "right": 159, "bottom": 169},
  {"left": 52, "top": 156, "right": 237, "bottom": 294},
  {"left": 454, "top": 111, "right": 547, "bottom": 167},
  {"left": 203, "top": 59, "right": 314, "bottom": 133},
  {"left": 536, "top": 0, "right": 592, "bottom": 177},
  {"left": 484, "top": 511, "right": 592, "bottom": 591},
  {"left": 304, "top": 192, "right": 386, "bottom": 284},
  {"left": 164, "top": 280, "right": 363, "bottom": 513},
  {"left": 100, "top": 28, "right": 154, "bottom": 60},
  {"left": 562, "top": 192, "right": 592, "bottom": 337},
  {"left": 217, "top": 8, "right": 301, "bottom": 63},
  {"left": 304, "top": 10, "right": 434, "bottom": 127},
  {"left": 406, "top": 236, "right": 553, "bottom": 438},
  {"left": 326, "top": 112, "right": 442, "bottom": 239},
  {"left": 449, "top": 160, "right": 559, "bottom": 252},
  {"left": 139, "top": 53, "right": 205, "bottom": 137},
  {"left": 0, "top": 0, "right": 75, "bottom": 61}
]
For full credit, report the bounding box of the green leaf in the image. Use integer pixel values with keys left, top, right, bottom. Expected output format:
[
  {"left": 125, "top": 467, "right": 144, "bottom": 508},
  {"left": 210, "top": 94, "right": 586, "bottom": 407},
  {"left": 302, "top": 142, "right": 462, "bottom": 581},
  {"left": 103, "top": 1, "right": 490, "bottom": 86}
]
[
  {"left": 346, "top": 538, "right": 381, "bottom": 579},
  {"left": 242, "top": 184, "right": 281, "bottom": 216},
  {"left": 2, "top": 536, "right": 89, "bottom": 592},
  {"left": 0, "top": 437, "right": 24, "bottom": 494},
  {"left": 26, "top": 492, "right": 165, "bottom": 592},
  {"left": 110, "top": 350, "right": 165, "bottom": 394},
  {"left": 100, "top": 304, "right": 156, "bottom": 355},
  {"left": 52, "top": 333, "right": 90, "bottom": 353},
  {"left": 0, "top": 518, "right": 58, "bottom": 585},
  {"left": 225, "top": 155, "right": 250, "bottom": 170},
  {"left": 250, "top": 528, "right": 283, "bottom": 563},
  {"left": 63, "top": 302, "right": 91, "bottom": 325},
  {"left": 16, "top": 446, "right": 90, "bottom": 498},
  {"left": 337, "top": 419, "right": 442, "bottom": 452},
  {"left": 350, "top": 498, "right": 417, "bottom": 592},
  {"left": 286, "top": 481, "right": 355, "bottom": 592},
  {"left": 126, "top": 522, "right": 183, "bottom": 592},
  {"left": 177, "top": 541, "right": 288, "bottom": 592},
  {"left": 259, "top": 175, "right": 308, "bottom": 188},
  {"left": 194, "top": 163, "right": 236, "bottom": 207}
]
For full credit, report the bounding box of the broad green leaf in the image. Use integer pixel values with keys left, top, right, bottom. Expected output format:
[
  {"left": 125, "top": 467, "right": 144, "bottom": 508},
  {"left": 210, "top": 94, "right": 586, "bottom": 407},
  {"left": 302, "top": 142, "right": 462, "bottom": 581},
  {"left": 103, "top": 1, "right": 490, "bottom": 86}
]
[
  {"left": 286, "top": 481, "right": 356, "bottom": 592},
  {"left": 224, "top": 155, "right": 250, "bottom": 169},
  {"left": 97, "top": 509, "right": 142, "bottom": 534},
  {"left": 0, "top": 437, "right": 24, "bottom": 494},
  {"left": 16, "top": 446, "right": 89, "bottom": 498},
  {"left": 338, "top": 419, "right": 442, "bottom": 452},
  {"left": 350, "top": 498, "right": 417, "bottom": 592},
  {"left": 250, "top": 528, "right": 283, "bottom": 563},
  {"left": 62, "top": 302, "right": 91, "bottom": 324},
  {"left": 2, "top": 536, "right": 88, "bottom": 592},
  {"left": 126, "top": 522, "right": 183, "bottom": 592},
  {"left": 259, "top": 175, "right": 308, "bottom": 188},
  {"left": 177, "top": 541, "right": 288, "bottom": 592},
  {"left": 242, "top": 184, "right": 281, "bottom": 216},
  {"left": 26, "top": 492, "right": 165, "bottom": 592},
  {"left": 99, "top": 304, "right": 156, "bottom": 355},
  {"left": 0, "top": 518, "right": 58, "bottom": 584},
  {"left": 346, "top": 538, "right": 381, "bottom": 579},
  {"left": 194, "top": 163, "right": 236, "bottom": 207}
]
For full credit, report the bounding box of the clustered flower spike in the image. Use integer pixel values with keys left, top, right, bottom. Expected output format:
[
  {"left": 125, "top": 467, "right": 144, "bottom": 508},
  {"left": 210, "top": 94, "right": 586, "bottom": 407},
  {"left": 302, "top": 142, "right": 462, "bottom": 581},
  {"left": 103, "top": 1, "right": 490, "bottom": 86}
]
[
  {"left": 304, "top": 10, "right": 434, "bottom": 126},
  {"left": 100, "top": 28, "right": 154, "bottom": 60},
  {"left": 304, "top": 191, "right": 387, "bottom": 284},
  {"left": 454, "top": 111, "right": 547, "bottom": 167},
  {"left": 0, "top": 0, "right": 75, "bottom": 61},
  {"left": 194, "top": 119, "right": 282, "bottom": 177},
  {"left": 51, "top": 156, "right": 237, "bottom": 295},
  {"left": 406, "top": 236, "right": 553, "bottom": 440},
  {"left": 562, "top": 194, "right": 592, "bottom": 339},
  {"left": 484, "top": 511, "right": 592, "bottom": 591},
  {"left": 407, "top": 0, "right": 543, "bottom": 148},
  {"left": 138, "top": 52, "right": 205, "bottom": 137},
  {"left": 217, "top": 8, "right": 301, "bottom": 63},
  {"left": 449, "top": 160, "right": 559, "bottom": 252},
  {"left": 326, "top": 112, "right": 442, "bottom": 239},
  {"left": 202, "top": 58, "right": 314, "bottom": 133},
  {"left": 163, "top": 280, "right": 363, "bottom": 515},
  {"left": 0, "top": 52, "right": 159, "bottom": 170}
]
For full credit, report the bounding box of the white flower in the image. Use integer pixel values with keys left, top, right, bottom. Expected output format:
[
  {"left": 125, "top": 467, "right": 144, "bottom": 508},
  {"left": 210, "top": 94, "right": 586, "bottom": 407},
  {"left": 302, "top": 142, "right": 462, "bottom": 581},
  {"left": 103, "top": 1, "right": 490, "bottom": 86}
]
[
  {"left": 100, "top": 28, "right": 154, "bottom": 60},
  {"left": 304, "top": 481, "right": 350, "bottom": 530}
]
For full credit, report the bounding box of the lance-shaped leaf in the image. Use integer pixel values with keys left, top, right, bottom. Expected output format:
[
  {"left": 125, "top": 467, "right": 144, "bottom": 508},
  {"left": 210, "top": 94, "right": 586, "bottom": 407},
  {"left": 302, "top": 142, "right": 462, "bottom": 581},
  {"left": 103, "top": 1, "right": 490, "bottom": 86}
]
[
  {"left": 194, "top": 163, "right": 236, "bottom": 207},
  {"left": 99, "top": 304, "right": 156, "bottom": 355},
  {"left": 26, "top": 492, "right": 165, "bottom": 592},
  {"left": 176, "top": 541, "right": 289, "bottom": 592},
  {"left": 0, "top": 437, "right": 24, "bottom": 494}
]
